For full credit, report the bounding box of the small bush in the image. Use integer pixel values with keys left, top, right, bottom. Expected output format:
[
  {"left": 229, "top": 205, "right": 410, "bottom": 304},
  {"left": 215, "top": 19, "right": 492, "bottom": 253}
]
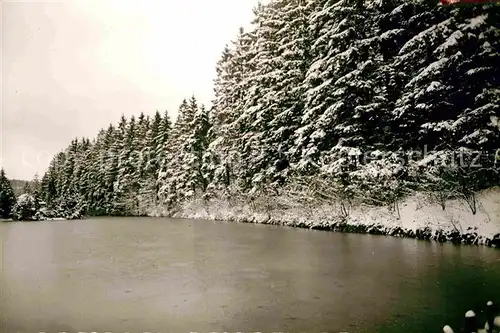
[{"left": 12, "top": 194, "right": 40, "bottom": 221}]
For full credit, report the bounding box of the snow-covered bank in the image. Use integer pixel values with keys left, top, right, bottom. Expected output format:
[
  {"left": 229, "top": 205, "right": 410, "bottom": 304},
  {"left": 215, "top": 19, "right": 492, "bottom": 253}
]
[
  {"left": 1, "top": 217, "right": 68, "bottom": 222},
  {"left": 152, "top": 187, "right": 500, "bottom": 247}
]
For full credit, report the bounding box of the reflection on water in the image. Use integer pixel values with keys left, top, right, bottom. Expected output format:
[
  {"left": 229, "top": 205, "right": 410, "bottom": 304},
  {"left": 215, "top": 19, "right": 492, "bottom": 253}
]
[{"left": 1, "top": 218, "right": 499, "bottom": 333}]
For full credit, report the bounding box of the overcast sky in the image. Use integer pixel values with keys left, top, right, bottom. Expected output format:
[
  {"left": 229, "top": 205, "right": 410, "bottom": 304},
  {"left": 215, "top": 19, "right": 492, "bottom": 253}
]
[{"left": 1, "top": 0, "right": 259, "bottom": 180}]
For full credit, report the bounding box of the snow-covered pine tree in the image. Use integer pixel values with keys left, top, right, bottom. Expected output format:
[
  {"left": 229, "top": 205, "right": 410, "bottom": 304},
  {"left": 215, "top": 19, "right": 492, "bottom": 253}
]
[
  {"left": 259, "top": 0, "right": 313, "bottom": 187},
  {"left": 216, "top": 0, "right": 312, "bottom": 194},
  {"left": 209, "top": 45, "right": 241, "bottom": 191},
  {"left": 158, "top": 110, "right": 172, "bottom": 158},
  {"left": 72, "top": 137, "right": 91, "bottom": 208},
  {"left": 189, "top": 104, "right": 212, "bottom": 195},
  {"left": 134, "top": 112, "right": 149, "bottom": 179},
  {"left": 103, "top": 123, "right": 121, "bottom": 214},
  {"left": 60, "top": 139, "right": 77, "bottom": 196},
  {"left": 85, "top": 128, "right": 108, "bottom": 215},
  {"left": 390, "top": 1, "right": 500, "bottom": 193},
  {"left": 22, "top": 181, "right": 31, "bottom": 195},
  {"left": 114, "top": 115, "right": 139, "bottom": 214},
  {"left": 133, "top": 112, "right": 151, "bottom": 213},
  {"left": 295, "top": 0, "right": 378, "bottom": 173},
  {"left": 41, "top": 157, "right": 59, "bottom": 206},
  {"left": 157, "top": 98, "right": 198, "bottom": 207},
  {"left": 138, "top": 111, "right": 163, "bottom": 211},
  {"left": 12, "top": 193, "right": 40, "bottom": 221},
  {"left": 0, "top": 168, "right": 16, "bottom": 218},
  {"left": 31, "top": 173, "right": 42, "bottom": 195},
  {"left": 234, "top": 1, "right": 285, "bottom": 192},
  {"left": 208, "top": 24, "right": 260, "bottom": 195}
]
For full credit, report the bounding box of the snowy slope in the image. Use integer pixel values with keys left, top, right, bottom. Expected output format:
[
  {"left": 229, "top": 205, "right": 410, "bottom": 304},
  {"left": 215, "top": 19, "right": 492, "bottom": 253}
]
[{"left": 170, "top": 187, "right": 500, "bottom": 246}]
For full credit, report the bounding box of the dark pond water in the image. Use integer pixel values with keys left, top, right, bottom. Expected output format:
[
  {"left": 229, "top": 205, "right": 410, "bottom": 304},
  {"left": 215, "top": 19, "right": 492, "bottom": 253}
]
[{"left": 1, "top": 217, "right": 499, "bottom": 333}]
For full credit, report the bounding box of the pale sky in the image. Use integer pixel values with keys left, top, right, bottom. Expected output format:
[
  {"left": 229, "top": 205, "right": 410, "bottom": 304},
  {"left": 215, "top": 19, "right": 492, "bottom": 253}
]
[{"left": 1, "top": 0, "right": 259, "bottom": 180}]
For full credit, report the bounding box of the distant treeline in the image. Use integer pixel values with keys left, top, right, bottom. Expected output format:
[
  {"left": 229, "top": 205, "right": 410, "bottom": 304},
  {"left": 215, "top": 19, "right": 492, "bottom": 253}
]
[{"left": 10, "top": 179, "right": 31, "bottom": 197}]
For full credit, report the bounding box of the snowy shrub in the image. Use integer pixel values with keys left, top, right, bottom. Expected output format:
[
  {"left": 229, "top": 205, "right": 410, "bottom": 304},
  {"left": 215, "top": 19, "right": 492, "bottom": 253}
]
[{"left": 12, "top": 194, "right": 40, "bottom": 221}]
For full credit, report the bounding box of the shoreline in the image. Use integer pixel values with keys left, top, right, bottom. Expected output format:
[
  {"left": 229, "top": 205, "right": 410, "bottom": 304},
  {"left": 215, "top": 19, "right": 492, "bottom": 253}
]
[
  {"left": 160, "top": 187, "right": 500, "bottom": 248},
  {"left": 163, "top": 211, "right": 500, "bottom": 248},
  {"left": 6, "top": 213, "right": 500, "bottom": 247},
  {"left": 215, "top": 215, "right": 500, "bottom": 247},
  {"left": 5, "top": 188, "right": 500, "bottom": 248}
]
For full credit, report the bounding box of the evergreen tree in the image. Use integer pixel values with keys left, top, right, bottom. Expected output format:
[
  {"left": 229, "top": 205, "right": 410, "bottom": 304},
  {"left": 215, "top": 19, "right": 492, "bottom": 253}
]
[
  {"left": 114, "top": 115, "right": 138, "bottom": 214},
  {"left": 22, "top": 182, "right": 31, "bottom": 195},
  {"left": 31, "top": 173, "right": 41, "bottom": 195},
  {"left": 209, "top": 26, "right": 259, "bottom": 191},
  {"left": 190, "top": 104, "right": 212, "bottom": 194},
  {"left": 86, "top": 128, "right": 108, "bottom": 215},
  {"left": 139, "top": 111, "right": 163, "bottom": 210},
  {"left": 0, "top": 168, "right": 16, "bottom": 218},
  {"left": 12, "top": 194, "right": 39, "bottom": 221}
]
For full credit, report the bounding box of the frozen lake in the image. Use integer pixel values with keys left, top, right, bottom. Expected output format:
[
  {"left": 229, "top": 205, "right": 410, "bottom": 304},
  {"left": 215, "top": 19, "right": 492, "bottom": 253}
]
[{"left": 1, "top": 217, "right": 499, "bottom": 332}]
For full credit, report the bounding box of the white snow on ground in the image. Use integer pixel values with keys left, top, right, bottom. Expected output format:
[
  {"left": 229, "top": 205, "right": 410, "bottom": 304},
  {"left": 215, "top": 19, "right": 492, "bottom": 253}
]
[
  {"left": 461, "top": 14, "right": 488, "bottom": 30},
  {"left": 348, "top": 187, "right": 500, "bottom": 239},
  {"left": 165, "top": 187, "right": 500, "bottom": 245}
]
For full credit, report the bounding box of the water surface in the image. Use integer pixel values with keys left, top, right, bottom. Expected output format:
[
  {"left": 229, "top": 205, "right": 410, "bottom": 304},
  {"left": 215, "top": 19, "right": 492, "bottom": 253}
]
[{"left": 1, "top": 217, "right": 499, "bottom": 333}]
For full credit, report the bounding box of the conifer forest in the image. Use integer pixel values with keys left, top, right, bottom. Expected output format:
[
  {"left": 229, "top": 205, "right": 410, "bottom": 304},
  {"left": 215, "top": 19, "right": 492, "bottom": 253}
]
[{"left": 3, "top": 0, "right": 500, "bottom": 244}]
